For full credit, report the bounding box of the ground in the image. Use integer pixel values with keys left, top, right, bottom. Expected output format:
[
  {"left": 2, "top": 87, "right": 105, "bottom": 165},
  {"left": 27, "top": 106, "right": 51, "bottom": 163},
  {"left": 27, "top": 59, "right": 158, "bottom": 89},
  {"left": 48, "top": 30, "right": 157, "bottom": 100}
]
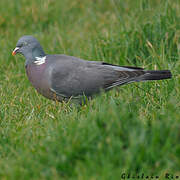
[{"left": 0, "top": 0, "right": 179, "bottom": 179}]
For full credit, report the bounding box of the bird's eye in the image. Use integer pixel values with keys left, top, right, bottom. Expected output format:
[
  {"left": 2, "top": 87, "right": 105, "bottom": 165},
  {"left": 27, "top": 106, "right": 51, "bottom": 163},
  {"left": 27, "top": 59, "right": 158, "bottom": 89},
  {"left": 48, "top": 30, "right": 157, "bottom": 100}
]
[
  {"left": 18, "top": 42, "right": 28, "bottom": 47},
  {"left": 17, "top": 43, "right": 23, "bottom": 48}
]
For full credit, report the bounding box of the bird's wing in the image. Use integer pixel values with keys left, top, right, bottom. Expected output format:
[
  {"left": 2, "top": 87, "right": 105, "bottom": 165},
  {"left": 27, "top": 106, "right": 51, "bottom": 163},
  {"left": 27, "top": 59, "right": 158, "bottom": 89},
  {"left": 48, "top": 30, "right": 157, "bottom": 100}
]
[{"left": 47, "top": 55, "right": 145, "bottom": 97}]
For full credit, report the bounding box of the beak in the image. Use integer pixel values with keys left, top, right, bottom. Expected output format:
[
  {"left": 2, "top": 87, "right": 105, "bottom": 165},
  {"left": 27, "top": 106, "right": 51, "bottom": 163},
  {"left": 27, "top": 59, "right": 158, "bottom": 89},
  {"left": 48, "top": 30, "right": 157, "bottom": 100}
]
[{"left": 12, "top": 47, "right": 20, "bottom": 56}]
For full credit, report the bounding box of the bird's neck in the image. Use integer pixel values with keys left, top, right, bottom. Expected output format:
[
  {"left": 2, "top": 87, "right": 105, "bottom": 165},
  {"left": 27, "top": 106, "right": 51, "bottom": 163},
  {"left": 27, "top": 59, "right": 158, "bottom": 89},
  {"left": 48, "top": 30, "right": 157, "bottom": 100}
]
[{"left": 25, "top": 46, "right": 46, "bottom": 65}]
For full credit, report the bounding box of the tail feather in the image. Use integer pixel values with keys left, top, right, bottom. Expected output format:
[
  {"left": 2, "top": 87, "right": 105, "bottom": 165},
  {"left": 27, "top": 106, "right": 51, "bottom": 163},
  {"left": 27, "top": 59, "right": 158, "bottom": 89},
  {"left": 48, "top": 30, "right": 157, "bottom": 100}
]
[
  {"left": 105, "top": 70, "right": 172, "bottom": 90},
  {"left": 141, "top": 70, "right": 172, "bottom": 81}
]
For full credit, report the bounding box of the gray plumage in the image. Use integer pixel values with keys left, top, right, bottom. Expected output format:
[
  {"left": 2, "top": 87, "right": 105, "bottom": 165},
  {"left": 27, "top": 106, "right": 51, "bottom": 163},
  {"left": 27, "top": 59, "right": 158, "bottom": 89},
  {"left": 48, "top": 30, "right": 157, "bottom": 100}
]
[{"left": 12, "top": 35, "right": 172, "bottom": 102}]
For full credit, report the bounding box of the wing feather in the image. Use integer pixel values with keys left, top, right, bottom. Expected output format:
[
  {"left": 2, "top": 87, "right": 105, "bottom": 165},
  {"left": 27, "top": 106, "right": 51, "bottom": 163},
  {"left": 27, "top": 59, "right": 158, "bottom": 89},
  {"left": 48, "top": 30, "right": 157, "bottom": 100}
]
[{"left": 47, "top": 55, "right": 145, "bottom": 97}]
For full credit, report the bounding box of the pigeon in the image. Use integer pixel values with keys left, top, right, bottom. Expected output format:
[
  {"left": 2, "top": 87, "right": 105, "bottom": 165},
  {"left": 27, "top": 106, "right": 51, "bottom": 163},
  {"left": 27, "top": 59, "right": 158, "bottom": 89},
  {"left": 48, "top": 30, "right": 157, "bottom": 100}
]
[{"left": 12, "top": 35, "right": 172, "bottom": 103}]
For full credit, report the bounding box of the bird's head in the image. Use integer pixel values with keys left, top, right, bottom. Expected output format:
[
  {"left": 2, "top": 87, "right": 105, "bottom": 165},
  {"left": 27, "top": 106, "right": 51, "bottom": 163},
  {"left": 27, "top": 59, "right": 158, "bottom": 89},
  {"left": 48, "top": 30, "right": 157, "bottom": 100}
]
[{"left": 12, "top": 35, "right": 45, "bottom": 62}]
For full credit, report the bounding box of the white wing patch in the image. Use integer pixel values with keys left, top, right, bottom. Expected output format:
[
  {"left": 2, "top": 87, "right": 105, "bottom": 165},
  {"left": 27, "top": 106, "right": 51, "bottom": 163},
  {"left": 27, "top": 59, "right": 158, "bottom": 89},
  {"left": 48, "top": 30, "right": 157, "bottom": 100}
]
[{"left": 34, "top": 56, "right": 46, "bottom": 65}]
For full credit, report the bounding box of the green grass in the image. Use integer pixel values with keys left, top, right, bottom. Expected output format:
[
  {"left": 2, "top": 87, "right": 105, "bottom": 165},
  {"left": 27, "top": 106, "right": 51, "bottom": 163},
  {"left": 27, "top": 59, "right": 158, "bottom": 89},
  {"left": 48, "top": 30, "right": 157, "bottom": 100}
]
[{"left": 0, "top": 0, "right": 180, "bottom": 179}]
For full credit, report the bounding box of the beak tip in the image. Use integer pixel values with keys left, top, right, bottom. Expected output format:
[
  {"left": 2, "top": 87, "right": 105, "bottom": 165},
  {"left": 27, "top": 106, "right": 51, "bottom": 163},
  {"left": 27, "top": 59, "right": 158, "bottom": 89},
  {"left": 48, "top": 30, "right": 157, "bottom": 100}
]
[{"left": 12, "top": 47, "right": 19, "bottom": 56}]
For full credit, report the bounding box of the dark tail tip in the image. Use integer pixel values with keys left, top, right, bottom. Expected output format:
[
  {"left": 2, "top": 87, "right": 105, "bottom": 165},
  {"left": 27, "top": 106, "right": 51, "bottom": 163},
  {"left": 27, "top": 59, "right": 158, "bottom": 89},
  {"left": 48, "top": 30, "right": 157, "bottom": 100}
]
[{"left": 143, "top": 70, "right": 172, "bottom": 81}]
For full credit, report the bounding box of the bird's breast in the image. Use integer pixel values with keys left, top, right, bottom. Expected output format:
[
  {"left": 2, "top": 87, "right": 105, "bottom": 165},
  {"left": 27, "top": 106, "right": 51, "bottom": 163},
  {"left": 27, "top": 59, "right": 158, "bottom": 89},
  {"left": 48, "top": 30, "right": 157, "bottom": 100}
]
[{"left": 25, "top": 63, "right": 53, "bottom": 99}]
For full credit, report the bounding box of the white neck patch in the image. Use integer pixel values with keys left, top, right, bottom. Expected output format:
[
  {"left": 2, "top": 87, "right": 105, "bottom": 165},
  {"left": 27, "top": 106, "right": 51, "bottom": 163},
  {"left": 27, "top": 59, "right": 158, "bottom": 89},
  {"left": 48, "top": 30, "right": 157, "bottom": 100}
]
[{"left": 34, "top": 56, "right": 46, "bottom": 65}]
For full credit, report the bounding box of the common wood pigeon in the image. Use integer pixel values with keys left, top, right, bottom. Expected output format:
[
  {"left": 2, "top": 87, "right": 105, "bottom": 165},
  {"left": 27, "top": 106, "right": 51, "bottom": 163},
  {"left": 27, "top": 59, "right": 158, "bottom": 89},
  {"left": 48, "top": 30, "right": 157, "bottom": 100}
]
[{"left": 12, "top": 35, "right": 172, "bottom": 102}]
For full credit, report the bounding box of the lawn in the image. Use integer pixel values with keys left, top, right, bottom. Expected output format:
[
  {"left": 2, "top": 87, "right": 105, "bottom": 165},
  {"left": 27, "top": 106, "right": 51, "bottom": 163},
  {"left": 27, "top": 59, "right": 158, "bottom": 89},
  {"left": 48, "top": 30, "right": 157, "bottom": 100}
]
[{"left": 0, "top": 0, "right": 179, "bottom": 179}]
